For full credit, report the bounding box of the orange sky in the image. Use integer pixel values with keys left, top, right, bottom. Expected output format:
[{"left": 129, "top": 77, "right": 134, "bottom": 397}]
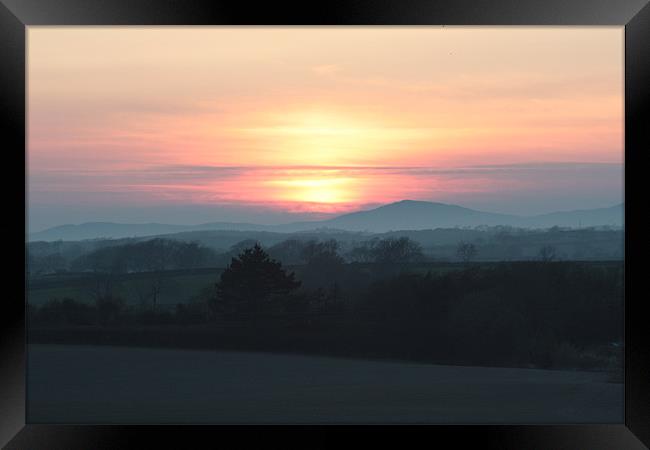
[{"left": 27, "top": 27, "right": 623, "bottom": 228}]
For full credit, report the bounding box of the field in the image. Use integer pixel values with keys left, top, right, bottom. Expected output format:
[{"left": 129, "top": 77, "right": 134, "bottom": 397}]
[
  {"left": 27, "top": 267, "right": 224, "bottom": 307},
  {"left": 28, "top": 344, "right": 623, "bottom": 424}
]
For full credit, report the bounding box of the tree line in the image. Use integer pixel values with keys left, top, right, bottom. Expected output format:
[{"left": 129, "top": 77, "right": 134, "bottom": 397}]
[
  {"left": 28, "top": 236, "right": 430, "bottom": 275},
  {"left": 30, "top": 242, "right": 623, "bottom": 371}
]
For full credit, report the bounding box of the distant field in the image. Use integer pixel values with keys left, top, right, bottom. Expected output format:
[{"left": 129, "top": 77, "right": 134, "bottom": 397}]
[
  {"left": 27, "top": 260, "right": 622, "bottom": 307},
  {"left": 27, "top": 268, "right": 224, "bottom": 307}
]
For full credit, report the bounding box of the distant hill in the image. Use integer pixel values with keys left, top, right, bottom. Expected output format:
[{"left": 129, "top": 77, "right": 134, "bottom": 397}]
[
  {"left": 29, "top": 200, "right": 624, "bottom": 242},
  {"left": 524, "top": 204, "right": 624, "bottom": 228},
  {"left": 290, "top": 200, "right": 520, "bottom": 232},
  {"left": 28, "top": 221, "right": 271, "bottom": 242}
]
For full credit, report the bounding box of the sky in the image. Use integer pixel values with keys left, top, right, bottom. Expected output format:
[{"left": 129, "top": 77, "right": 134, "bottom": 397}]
[{"left": 28, "top": 27, "right": 624, "bottom": 231}]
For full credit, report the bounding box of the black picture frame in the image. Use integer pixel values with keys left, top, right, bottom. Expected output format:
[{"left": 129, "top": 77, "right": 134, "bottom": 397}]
[{"left": 1, "top": 0, "right": 648, "bottom": 448}]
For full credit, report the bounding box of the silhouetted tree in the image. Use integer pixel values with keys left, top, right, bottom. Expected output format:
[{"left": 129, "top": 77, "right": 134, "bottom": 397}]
[
  {"left": 371, "top": 237, "right": 424, "bottom": 264},
  {"left": 456, "top": 241, "right": 478, "bottom": 263},
  {"left": 70, "top": 238, "right": 216, "bottom": 273},
  {"left": 300, "top": 239, "right": 346, "bottom": 289},
  {"left": 228, "top": 239, "right": 260, "bottom": 256},
  {"left": 212, "top": 244, "right": 301, "bottom": 317},
  {"left": 95, "top": 295, "right": 125, "bottom": 326},
  {"left": 30, "top": 252, "right": 67, "bottom": 274},
  {"left": 301, "top": 239, "right": 344, "bottom": 265},
  {"left": 32, "top": 297, "right": 95, "bottom": 326},
  {"left": 268, "top": 239, "right": 309, "bottom": 265},
  {"left": 347, "top": 240, "right": 376, "bottom": 263},
  {"left": 313, "top": 282, "right": 346, "bottom": 313},
  {"left": 538, "top": 245, "right": 557, "bottom": 262}
]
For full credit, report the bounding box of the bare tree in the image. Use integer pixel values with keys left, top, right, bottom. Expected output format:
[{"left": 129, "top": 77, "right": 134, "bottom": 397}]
[
  {"left": 149, "top": 272, "right": 165, "bottom": 312},
  {"left": 456, "top": 241, "right": 478, "bottom": 263},
  {"left": 371, "top": 237, "right": 424, "bottom": 264},
  {"left": 144, "top": 239, "right": 175, "bottom": 311},
  {"left": 132, "top": 280, "right": 151, "bottom": 310},
  {"left": 88, "top": 269, "right": 124, "bottom": 325},
  {"left": 90, "top": 272, "right": 114, "bottom": 302},
  {"left": 301, "top": 239, "right": 344, "bottom": 266},
  {"left": 347, "top": 239, "right": 377, "bottom": 263},
  {"left": 537, "top": 245, "right": 557, "bottom": 262}
]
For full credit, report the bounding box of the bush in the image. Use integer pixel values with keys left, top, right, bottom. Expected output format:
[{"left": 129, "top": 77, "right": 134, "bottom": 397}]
[
  {"left": 32, "top": 298, "right": 95, "bottom": 326},
  {"left": 549, "top": 342, "right": 619, "bottom": 370},
  {"left": 446, "top": 289, "right": 529, "bottom": 366},
  {"left": 135, "top": 309, "right": 175, "bottom": 325},
  {"left": 175, "top": 302, "right": 209, "bottom": 325},
  {"left": 95, "top": 296, "right": 125, "bottom": 326}
]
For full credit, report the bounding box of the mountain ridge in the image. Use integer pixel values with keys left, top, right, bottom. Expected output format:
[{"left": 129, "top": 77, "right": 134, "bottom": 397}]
[{"left": 29, "top": 200, "right": 624, "bottom": 242}]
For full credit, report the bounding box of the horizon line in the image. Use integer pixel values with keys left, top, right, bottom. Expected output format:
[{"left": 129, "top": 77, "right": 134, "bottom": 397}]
[{"left": 28, "top": 199, "right": 624, "bottom": 233}]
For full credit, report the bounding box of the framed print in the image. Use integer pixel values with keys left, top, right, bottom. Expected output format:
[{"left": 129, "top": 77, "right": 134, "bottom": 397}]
[{"left": 1, "top": 0, "right": 649, "bottom": 448}]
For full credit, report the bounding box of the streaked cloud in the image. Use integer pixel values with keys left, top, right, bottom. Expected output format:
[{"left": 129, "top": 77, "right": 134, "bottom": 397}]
[{"left": 28, "top": 27, "right": 623, "bottom": 228}]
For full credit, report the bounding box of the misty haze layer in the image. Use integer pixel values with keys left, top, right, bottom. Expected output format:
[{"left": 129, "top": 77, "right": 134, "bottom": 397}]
[{"left": 29, "top": 200, "right": 623, "bottom": 242}]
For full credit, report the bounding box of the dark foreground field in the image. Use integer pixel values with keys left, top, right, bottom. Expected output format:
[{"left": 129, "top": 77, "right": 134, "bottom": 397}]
[
  {"left": 28, "top": 345, "right": 623, "bottom": 424},
  {"left": 27, "top": 321, "right": 623, "bottom": 373}
]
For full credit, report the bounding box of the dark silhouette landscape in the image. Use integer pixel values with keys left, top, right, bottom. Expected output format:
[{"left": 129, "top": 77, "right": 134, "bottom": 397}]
[{"left": 26, "top": 26, "right": 625, "bottom": 424}]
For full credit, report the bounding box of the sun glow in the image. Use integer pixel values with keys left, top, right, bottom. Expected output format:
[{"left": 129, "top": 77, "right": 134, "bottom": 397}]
[
  {"left": 268, "top": 176, "right": 356, "bottom": 205},
  {"left": 236, "top": 110, "right": 434, "bottom": 167},
  {"left": 258, "top": 112, "right": 365, "bottom": 137},
  {"left": 28, "top": 28, "right": 623, "bottom": 226}
]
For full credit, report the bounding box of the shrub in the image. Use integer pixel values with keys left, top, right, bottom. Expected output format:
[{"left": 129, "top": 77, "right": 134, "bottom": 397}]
[
  {"left": 95, "top": 296, "right": 125, "bottom": 326},
  {"left": 32, "top": 297, "right": 95, "bottom": 326}
]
